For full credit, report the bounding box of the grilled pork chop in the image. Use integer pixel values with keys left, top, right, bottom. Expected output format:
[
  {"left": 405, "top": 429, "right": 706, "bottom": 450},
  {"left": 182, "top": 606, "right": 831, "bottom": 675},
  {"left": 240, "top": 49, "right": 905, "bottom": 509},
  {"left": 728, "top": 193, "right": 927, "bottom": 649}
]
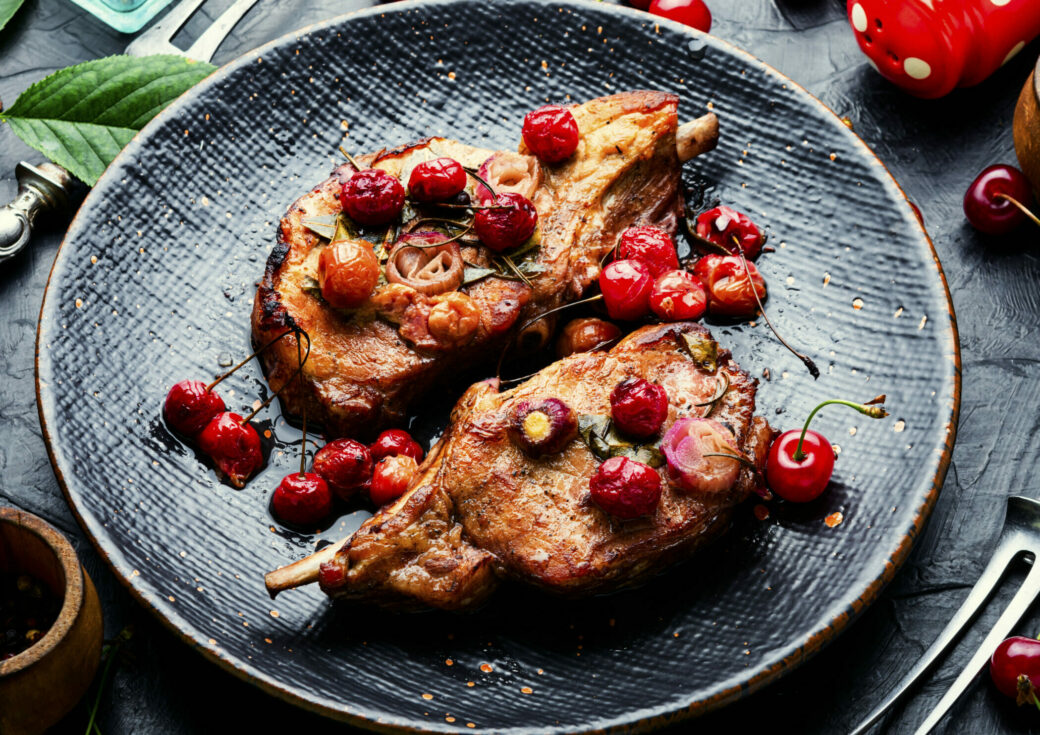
[
  {"left": 252, "top": 92, "right": 719, "bottom": 439},
  {"left": 266, "top": 322, "right": 773, "bottom": 611}
]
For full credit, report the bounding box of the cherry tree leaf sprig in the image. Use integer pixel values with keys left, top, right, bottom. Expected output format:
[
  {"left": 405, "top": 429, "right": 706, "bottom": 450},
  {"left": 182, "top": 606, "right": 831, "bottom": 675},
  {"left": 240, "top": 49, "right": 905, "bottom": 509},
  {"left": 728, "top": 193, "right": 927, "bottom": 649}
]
[
  {"left": 0, "top": 55, "right": 216, "bottom": 186},
  {"left": 0, "top": 0, "right": 26, "bottom": 33}
]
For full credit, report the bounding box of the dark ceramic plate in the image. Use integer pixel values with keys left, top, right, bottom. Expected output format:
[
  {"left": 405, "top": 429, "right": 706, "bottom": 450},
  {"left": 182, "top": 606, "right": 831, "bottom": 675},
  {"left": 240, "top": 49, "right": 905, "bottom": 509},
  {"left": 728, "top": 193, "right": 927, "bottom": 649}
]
[{"left": 36, "top": 1, "right": 960, "bottom": 732}]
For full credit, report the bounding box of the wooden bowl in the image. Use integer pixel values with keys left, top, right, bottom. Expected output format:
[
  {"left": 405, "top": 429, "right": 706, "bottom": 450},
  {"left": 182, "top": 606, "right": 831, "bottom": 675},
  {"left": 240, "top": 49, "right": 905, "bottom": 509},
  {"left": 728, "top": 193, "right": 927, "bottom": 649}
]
[
  {"left": 0, "top": 508, "right": 102, "bottom": 735},
  {"left": 1014, "top": 55, "right": 1040, "bottom": 199}
]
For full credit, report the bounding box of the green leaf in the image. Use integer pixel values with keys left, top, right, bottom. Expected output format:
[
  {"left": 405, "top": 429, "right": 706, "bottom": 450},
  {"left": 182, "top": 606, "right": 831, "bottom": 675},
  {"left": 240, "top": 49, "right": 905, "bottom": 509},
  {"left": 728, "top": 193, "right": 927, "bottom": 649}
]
[
  {"left": 301, "top": 214, "right": 338, "bottom": 240},
  {"left": 577, "top": 414, "right": 665, "bottom": 468},
  {"left": 677, "top": 331, "right": 718, "bottom": 372},
  {"left": 0, "top": 55, "right": 216, "bottom": 185},
  {"left": 0, "top": 0, "right": 25, "bottom": 33}
]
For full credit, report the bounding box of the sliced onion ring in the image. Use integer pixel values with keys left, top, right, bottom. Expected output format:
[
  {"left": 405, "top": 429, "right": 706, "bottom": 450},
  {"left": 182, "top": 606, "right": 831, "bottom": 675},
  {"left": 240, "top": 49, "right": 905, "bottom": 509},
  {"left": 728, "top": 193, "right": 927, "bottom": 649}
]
[
  {"left": 661, "top": 417, "right": 741, "bottom": 494},
  {"left": 386, "top": 233, "right": 464, "bottom": 296}
]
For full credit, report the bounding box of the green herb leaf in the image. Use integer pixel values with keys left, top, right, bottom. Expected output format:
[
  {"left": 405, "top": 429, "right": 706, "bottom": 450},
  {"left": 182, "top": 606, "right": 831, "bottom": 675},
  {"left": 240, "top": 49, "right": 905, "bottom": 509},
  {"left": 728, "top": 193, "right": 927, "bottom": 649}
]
[
  {"left": 0, "top": 55, "right": 216, "bottom": 185},
  {"left": 678, "top": 331, "right": 718, "bottom": 372},
  {"left": 301, "top": 214, "right": 338, "bottom": 240},
  {"left": 301, "top": 276, "right": 323, "bottom": 298},
  {"left": 577, "top": 414, "right": 665, "bottom": 468},
  {"left": 0, "top": 0, "right": 25, "bottom": 33},
  {"left": 463, "top": 266, "right": 497, "bottom": 286}
]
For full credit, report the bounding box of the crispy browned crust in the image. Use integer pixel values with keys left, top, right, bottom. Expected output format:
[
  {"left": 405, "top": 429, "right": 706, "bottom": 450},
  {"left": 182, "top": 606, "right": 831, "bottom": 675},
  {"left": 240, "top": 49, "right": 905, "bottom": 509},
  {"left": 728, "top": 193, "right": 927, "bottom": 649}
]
[
  {"left": 320, "top": 323, "right": 770, "bottom": 610},
  {"left": 251, "top": 91, "right": 683, "bottom": 440}
]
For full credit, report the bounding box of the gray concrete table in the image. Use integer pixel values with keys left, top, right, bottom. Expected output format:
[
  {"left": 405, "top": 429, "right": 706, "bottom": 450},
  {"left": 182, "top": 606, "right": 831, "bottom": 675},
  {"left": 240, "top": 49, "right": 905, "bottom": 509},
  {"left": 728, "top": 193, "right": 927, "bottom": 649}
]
[{"left": 2, "top": 1, "right": 1038, "bottom": 732}]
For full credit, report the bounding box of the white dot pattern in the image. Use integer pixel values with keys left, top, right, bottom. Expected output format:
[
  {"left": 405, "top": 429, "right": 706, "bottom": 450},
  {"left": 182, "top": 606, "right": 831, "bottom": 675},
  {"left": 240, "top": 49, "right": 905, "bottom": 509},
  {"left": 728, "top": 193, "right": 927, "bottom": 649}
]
[
  {"left": 851, "top": 3, "right": 868, "bottom": 32},
  {"left": 904, "top": 57, "right": 932, "bottom": 79},
  {"left": 991, "top": 0, "right": 1011, "bottom": 6}
]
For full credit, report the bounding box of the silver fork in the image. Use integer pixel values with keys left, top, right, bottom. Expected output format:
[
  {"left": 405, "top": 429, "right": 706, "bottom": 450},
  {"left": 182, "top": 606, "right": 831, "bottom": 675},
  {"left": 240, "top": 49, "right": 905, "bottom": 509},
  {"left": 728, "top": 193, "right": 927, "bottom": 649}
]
[
  {"left": 124, "top": 0, "right": 259, "bottom": 61},
  {"left": 851, "top": 495, "right": 1040, "bottom": 734}
]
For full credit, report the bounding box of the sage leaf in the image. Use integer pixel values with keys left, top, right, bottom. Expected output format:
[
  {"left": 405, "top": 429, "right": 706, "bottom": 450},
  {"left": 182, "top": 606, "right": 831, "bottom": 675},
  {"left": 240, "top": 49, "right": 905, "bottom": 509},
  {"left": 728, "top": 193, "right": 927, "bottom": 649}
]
[
  {"left": 301, "top": 276, "right": 322, "bottom": 299},
  {"left": 301, "top": 214, "right": 338, "bottom": 240},
  {"left": 0, "top": 55, "right": 216, "bottom": 185},
  {"left": 463, "top": 266, "right": 497, "bottom": 286},
  {"left": 0, "top": 0, "right": 25, "bottom": 33},
  {"left": 577, "top": 413, "right": 664, "bottom": 467},
  {"left": 678, "top": 331, "right": 718, "bottom": 372}
]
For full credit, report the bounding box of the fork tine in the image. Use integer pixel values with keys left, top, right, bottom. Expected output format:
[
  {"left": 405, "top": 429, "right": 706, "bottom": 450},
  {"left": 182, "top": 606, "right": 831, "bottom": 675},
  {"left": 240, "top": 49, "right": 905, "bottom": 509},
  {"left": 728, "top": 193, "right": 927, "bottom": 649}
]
[
  {"left": 913, "top": 559, "right": 1040, "bottom": 734},
  {"left": 848, "top": 542, "right": 1022, "bottom": 735},
  {"left": 183, "top": 0, "right": 259, "bottom": 63},
  {"left": 124, "top": 0, "right": 206, "bottom": 57}
]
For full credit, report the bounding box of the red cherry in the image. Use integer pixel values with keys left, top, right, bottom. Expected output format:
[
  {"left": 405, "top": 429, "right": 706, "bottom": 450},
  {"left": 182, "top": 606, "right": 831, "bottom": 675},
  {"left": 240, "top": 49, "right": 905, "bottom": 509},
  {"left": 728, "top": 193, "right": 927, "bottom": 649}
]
[
  {"left": 695, "top": 206, "right": 765, "bottom": 259},
  {"left": 589, "top": 456, "right": 662, "bottom": 519},
  {"left": 991, "top": 636, "right": 1040, "bottom": 700},
  {"left": 649, "top": 270, "right": 707, "bottom": 321},
  {"left": 163, "top": 380, "right": 226, "bottom": 437},
  {"left": 272, "top": 472, "right": 333, "bottom": 526},
  {"left": 692, "top": 254, "right": 766, "bottom": 317},
  {"left": 197, "top": 412, "right": 263, "bottom": 488},
  {"left": 340, "top": 168, "right": 405, "bottom": 225},
  {"left": 522, "top": 105, "right": 580, "bottom": 164},
  {"left": 610, "top": 378, "right": 669, "bottom": 439},
  {"left": 370, "top": 455, "right": 418, "bottom": 506},
  {"left": 369, "top": 429, "right": 424, "bottom": 463},
  {"left": 616, "top": 226, "right": 679, "bottom": 277},
  {"left": 599, "top": 259, "right": 654, "bottom": 320},
  {"left": 408, "top": 158, "right": 467, "bottom": 203},
  {"left": 473, "top": 192, "right": 538, "bottom": 252},
  {"left": 648, "top": 0, "right": 712, "bottom": 32},
  {"left": 964, "top": 164, "right": 1036, "bottom": 235},
  {"left": 312, "top": 439, "right": 374, "bottom": 502},
  {"left": 765, "top": 429, "right": 835, "bottom": 502}
]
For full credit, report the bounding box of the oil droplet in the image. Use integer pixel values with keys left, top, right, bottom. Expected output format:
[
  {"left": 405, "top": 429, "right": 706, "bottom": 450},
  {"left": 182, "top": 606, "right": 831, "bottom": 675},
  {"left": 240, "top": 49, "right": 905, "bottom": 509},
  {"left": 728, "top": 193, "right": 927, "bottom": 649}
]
[
  {"left": 825, "top": 511, "right": 844, "bottom": 528},
  {"left": 90, "top": 255, "right": 98, "bottom": 264},
  {"left": 822, "top": 273, "right": 831, "bottom": 287},
  {"left": 893, "top": 420, "right": 906, "bottom": 433},
  {"left": 218, "top": 352, "right": 233, "bottom": 367},
  {"left": 446, "top": 716, "right": 456, "bottom": 723},
  {"left": 480, "top": 663, "right": 493, "bottom": 673},
  {"left": 421, "top": 693, "right": 434, "bottom": 701},
  {"left": 466, "top": 681, "right": 475, "bottom": 687},
  {"left": 521, "top": 687, "right": 533, "bottom": 694},
  {"left": 849, "top": 427, "right": 857, "bottom": 436},
  {"left": 852, "top": 298, "right": 864, "bottom": 310}
]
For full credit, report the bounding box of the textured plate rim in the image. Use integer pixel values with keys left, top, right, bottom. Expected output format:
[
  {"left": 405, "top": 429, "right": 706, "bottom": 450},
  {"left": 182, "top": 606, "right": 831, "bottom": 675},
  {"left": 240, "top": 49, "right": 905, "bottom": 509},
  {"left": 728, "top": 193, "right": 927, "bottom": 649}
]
[{"left": 34, "top": 1, "right": 962, "bottom": 732}]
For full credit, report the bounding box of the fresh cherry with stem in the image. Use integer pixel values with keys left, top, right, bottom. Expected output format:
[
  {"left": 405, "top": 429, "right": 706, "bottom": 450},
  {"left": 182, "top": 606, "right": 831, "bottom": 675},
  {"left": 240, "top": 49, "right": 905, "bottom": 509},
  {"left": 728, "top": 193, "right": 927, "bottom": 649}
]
[
  {"left": 766, "top": 396, "right": 888, "bottom": 502},
  {"left": 991, "top": 635, "right": 1040, "bottom": 709},
  {"left": 964, "top": 164, "right": 1040, "bottom": 235}
]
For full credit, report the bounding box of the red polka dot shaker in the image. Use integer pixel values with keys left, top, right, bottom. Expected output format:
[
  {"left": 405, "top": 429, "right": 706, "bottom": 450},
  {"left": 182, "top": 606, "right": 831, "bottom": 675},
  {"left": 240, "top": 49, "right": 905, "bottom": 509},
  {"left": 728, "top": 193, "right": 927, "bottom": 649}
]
[{"left": 847, "top": 0, "right": 1040, "bottom": 98}]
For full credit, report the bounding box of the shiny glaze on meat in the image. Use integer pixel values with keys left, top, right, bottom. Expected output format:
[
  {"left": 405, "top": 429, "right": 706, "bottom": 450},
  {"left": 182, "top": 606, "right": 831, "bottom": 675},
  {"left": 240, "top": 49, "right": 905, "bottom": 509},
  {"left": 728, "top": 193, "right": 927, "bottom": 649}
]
[
  {"left": 252, "top": 91, "right": 683, "bottom": 439},
  {"left": 317, "top": 322, "right": 773, "bottom": 611}
]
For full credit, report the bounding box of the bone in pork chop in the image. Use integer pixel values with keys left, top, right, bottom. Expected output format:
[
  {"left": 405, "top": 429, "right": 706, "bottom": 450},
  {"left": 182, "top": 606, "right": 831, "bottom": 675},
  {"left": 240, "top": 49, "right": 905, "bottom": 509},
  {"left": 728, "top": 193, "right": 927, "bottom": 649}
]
[
  {"left": 252, "top": 92, "right": 718, "bottom": 439},
  {"left": 265, "top": 322, "right": 773, "bottom": 611}
]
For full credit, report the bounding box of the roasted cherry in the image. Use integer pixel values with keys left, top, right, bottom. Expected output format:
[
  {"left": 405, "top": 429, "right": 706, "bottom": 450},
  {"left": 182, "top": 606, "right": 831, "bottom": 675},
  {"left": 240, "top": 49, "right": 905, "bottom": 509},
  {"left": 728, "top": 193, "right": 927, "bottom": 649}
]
[
  {"left": 408, "top": 157, "right": 467, "bottom": 203},
  {"left": 649, "top": 270, "right": 707, "bottom": 321},
  {"left": 610, "top": 378, "right": 668, "bottom": 439},
  {"left": 370, "top": 455, "right": 418, "bottom": 506},
  {"left": 272, "top": 472, "right": 333, "bottom": 526},
  {"left": 599, "top": 258, "right": 654, "bottom": 321},
  {"left": 692, "top": 254, "right": 766, "bottom": 317},
  {"left": 766, "top": 398, "right": 888, "bottom": 502},
  {"left": 991, "top": 636, "right": 1040, "bottom": 706},
  {"left": 522, "top": 105, "right": 580, "bottom": 164},
  {"left": 695, "top": 206, "right": 765, "bottom": 259},
  {"left": 164, "top": 379, "right": 226, "bottom": 437},
  {"left": 197, "top": 412, "right": 263, "bottom": 488},
  {"left": 312, "top": 438, "right": 374, "bottom": 502},
  {"left": 318, "top": 237, "right": 380, "bottom": 309},
  {"left": 369, "top": 429, "right": 424, "bottom": 463},
  {"left": 616, "top": 226, "right": 680, "bottom": 277},
  {"left": 509, "top": 398, "right": 578, "bottom": 458},
  {"left": 648, "top": 0, "right": 712, "bottom": 32},
  {"left": 473, "top": 192, "right": 538, "bottom": 252},
  {"left": 589, "top": 456, "right": 662, "bottom": 519},
  {"left": 340, "top": 168, "right": 405, "bottom": 225},
  {"left": 964, "top": 164, "right": 1038, "bottom": 235},
  {"left": 556, "top": 317, "right": 622, "bottom": 358}
]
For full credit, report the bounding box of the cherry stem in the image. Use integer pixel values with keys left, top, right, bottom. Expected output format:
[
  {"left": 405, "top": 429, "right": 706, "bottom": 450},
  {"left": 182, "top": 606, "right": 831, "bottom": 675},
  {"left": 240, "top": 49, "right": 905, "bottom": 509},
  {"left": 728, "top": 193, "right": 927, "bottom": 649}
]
[
  {"left": 405, "top": 217, "right": 471, "bottom": 234},
  {"left": 995, "top": 193, "right": 1040, "bottom": 230},
  {"left": 407, "top": 199, "right": 509, "bottom": 211},
  {"left": 793, "top": 396, "right": 889, "bottom": 461},
  {"left": 463, "top": 167, "right": 499, "bottom": 203},
  {"left": 497, "top": 294, "right": 605, "bottom": 379},
  {"left": 732, "top": 237, "right": 820, "bottom": 379},
  {"left": 702, "top": 452, "right": 757, "bottom": 468},
  {"left": 693, "top": 371, "right": 730, "bottom": 415},
  {"left": 206, "top": 328, "right": 301, "bottom": 393},
  {"left": 241, "top": 329, "right": 312, "bottom": 425},
  {"left": 339, "top": 147, "right": 364, "bottom": 171}
]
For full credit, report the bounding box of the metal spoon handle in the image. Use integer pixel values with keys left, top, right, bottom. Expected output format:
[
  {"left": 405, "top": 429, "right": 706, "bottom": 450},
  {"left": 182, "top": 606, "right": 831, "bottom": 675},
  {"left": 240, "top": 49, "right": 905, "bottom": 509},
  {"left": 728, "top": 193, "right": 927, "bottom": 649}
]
[{"left": 0, "top": 162, "right": 72, "bottom": 264}]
